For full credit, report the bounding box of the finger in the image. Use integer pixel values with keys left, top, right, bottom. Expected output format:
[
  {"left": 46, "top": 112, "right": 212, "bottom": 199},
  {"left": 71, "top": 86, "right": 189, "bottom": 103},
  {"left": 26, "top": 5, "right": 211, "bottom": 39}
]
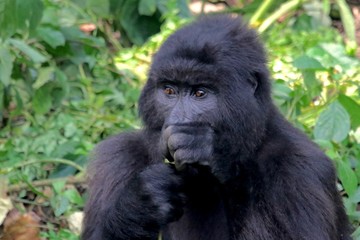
[{"left": 167, "top": 133, "right": 194, "bottom": 152}]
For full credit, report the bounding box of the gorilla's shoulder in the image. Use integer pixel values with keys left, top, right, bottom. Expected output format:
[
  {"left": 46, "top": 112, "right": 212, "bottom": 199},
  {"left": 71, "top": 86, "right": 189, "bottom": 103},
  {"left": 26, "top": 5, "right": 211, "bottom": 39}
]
[{"left": 94, "top": 131, "right": 150, "bottom": 163}]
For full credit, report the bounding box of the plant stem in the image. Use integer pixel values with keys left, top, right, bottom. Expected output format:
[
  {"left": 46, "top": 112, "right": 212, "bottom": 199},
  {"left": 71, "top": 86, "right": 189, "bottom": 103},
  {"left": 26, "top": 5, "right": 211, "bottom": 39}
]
[
  {"left": 13, "top": 159, "right": 85, "bottom": 173},
  {"left": 258, "top": 0, "right": 306, "bottom": 33},
  {"left": 8, "top": 176, "right": 86, "bottom": 192},
  {"left": 250, "top": 0, "right": 275, "bottom": 26}
]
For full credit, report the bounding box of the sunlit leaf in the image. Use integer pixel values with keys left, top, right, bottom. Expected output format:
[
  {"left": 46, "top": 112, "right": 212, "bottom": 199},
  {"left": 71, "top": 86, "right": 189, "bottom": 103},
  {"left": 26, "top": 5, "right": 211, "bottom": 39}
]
[
  {"left": 293, "top": 55, "right": 325, "bottom": 70},
  {"left": 300, "top": 70, "right": 321, "bottom": 97}
]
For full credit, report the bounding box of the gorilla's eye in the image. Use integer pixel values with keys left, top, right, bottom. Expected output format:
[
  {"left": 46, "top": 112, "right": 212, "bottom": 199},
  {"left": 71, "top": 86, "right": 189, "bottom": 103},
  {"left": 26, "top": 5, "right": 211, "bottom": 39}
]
[
  {"left": 163, "top": 86, "right": 176, "bottom": 95},
  {"left": 194, "top": 89, "right": 206, "bottom": 98}
]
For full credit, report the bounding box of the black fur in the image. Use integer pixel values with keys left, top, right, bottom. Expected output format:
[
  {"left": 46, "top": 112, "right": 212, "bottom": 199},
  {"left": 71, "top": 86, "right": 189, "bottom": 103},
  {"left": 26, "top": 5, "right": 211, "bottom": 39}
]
[{"left": 82, "top": 15, "right": 351, "bottom": 240}]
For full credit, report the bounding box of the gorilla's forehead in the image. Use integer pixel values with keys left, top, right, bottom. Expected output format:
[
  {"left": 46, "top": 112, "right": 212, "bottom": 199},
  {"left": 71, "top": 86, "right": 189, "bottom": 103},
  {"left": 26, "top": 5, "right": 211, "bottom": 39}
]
[
  {"left": 149, "top": 48, "right": 250, "bottom": 86},
  {"left": 149, "top": 56, "right": 231, "bottom": 86},
  {"left": 148, "top": 15, "right": 265, "bottom": 85}
]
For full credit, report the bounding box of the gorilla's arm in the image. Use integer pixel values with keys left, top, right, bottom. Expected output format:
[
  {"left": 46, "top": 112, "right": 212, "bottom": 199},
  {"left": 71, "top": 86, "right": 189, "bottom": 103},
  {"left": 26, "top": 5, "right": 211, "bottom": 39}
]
[
  {"left": 82, "top": 132, "right": 184, "bottom": 240},
  {"left": 223, "top": 122, "right": 350, "bottom": 240},
  {"left": 227, "top": 165, "right": 342, "bottom": 239}
]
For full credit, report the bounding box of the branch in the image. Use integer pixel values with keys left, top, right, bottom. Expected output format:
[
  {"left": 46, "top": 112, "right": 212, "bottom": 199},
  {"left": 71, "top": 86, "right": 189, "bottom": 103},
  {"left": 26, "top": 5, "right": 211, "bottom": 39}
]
[{"left": 8, "top": 176, "right": 86, "bottom": 192}]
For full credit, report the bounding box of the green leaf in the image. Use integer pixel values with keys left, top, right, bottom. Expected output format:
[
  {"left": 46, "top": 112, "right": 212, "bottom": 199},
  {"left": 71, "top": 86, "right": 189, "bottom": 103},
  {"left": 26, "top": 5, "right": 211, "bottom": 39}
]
[
  {"left": 119, "top": 1, "right": 161, "bottom": 45},
  {"left": 87, "top": 0, "right": 110, "bottom": 17},
  {"left": 37, "top": 27, "right": 66, "bottom": 48},
  {"left": 51, "top": 195, "right": 69, "bottom": 217},
  {"left": 338, "top": 94, "right": 360, "bottom": 129},
  {"left": 336, "top": 159, "right": 358, "bottom": 197},
  {"left": 9, "top": 39, "right": 47, "bottom": 63},
  {"left": 175, "top": 0, "right": 191, "bottom": 18},
  {"left": 0, "top": 0, "right": 43, "bottom": 39},
  {"left": 320, "top": 43, "right": 357, "bottom": 67},
  {"left": 301, "top": 70, "right": 321, "bottom": 97},
  {"left": 12, "top": 87, "right": 24, "bottom": 115},
  {"left": 0, "top": 0, "right": 16, "bottom": 39},
  {"left": 272, "top": 81, "right": 292, "bottom": 100},
  {"left": 52, "top": 180, "right": 66, "bottom": 194},
  {"left": 293, "top": 55, "right": 325, "bottom": 70},
  {"left": 15, "top": 0, "right": 44, "bottom": 35},
  {"left": 306, "top": 46, "right": 335, "bottom": 69},
  {"left": 52, "top": 70, "right": 69, "bottom": 107},
  {"left": 0, "top": 45, "right": 13, "bottom": 86},
  {"left": 33, "top": 67, "right": 55, "bottom": 89},
  {"left": 139, "top": 0, "right": 157, "bottom": 16},
  {"left": 314, "top": 101, "right": 350, "bottom": 142},
  {"left": 156, "top": 0, "right": 191, "bottom": 17},
  {"left": 33, "top": 84, "right": 52, "bottom": 114},
  {"left": 64, "top": 189, "right": 84, "bottom": 206},
  {"left": 0, "top": 84, "right": 3, "bottom": 112}
]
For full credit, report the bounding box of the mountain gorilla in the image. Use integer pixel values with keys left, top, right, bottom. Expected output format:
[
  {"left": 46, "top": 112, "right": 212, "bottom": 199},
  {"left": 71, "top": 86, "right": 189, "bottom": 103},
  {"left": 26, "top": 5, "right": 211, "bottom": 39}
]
[{"left": 82, "top": 15, "right": 351, "bottom": 239}]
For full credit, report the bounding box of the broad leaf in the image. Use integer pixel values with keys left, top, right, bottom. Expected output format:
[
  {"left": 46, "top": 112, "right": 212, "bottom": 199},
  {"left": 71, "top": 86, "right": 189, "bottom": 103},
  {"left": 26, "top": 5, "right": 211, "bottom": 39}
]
[
  {"left": 0, "top": 0, "right": 16, "bottom": 39},
  {"left": 9, "top": 39, "right": 47, "bottom": 63},
  {"left": 64, "top": 189, "right": 84, "bottom": 206},
  {"left": 301, "top": 70, "right": 321, "bottom": 98},
  {"left": 33, "top": 67, "right": 55, "bottom": 89},
  {"left": 119, "top": 1, "right": 161, "bottom": 45},
  {"left": 0, "top": 45, "right": 13, "bottom": 86},
  {"left": 293, "top": 55, "right": 325, "bottom": 70},
  {"left": 15, "top": 0, "right": 43, "bottom": 35},
  {"left": 87, "top": 0, "right": 110, "bottom": 17},
  {"left": 37, "top": 27, "right": 66, "bottom": 48},
  {"left": 338, "top": 94, "right": 360, "bottom": 129},
  {"left": 336, "top": 159, "right": 358, "bottom": 197},
  {"left": 314, "top": 101, "right": 350, "bottom": 142},
  {"left": 33, "top": 84, "right": 52, "bottom": 114},
  {"left": 139, "top": 0, "right": 157, "bottom": 16},
  {"left": 52, "top": 195, "right": 69, "bottom": 217},
  {"left": 0, "top": 0, "right": 43, "bottom": 39}
]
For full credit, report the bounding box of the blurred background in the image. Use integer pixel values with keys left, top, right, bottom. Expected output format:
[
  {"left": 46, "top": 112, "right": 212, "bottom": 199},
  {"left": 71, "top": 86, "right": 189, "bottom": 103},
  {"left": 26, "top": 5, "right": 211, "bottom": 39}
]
[{"left": 0, "top": 0, "right": 359, "bottom": 239}]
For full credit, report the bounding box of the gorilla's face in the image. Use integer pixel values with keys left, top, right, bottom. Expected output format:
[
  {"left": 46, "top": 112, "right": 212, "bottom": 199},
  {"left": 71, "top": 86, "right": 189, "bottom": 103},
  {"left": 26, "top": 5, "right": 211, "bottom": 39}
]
[
  {"left": 154, "top": 73, "right": 220, "bottom": 126},
  {"left": 138, "top": 16, "right": 271, "bottom": 177}
]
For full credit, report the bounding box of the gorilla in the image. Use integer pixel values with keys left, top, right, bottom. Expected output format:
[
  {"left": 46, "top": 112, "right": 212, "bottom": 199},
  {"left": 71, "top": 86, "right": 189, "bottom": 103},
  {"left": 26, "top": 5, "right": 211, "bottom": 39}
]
[{"left": 82, "top": 15, "right": 351, "bottom": 240}]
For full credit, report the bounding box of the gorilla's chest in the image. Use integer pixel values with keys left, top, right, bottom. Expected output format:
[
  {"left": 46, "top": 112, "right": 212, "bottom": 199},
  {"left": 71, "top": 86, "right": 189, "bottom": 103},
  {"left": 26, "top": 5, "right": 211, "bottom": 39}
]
[{"left": 163, "top": 201, "right": 230, "bottom": 240}]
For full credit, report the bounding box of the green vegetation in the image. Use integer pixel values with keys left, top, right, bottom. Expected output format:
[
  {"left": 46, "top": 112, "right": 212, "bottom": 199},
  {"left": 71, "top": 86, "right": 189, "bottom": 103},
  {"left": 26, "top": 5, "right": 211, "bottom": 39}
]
[{"left": 0, "top": 0, "right": 359, "bottom": 239}]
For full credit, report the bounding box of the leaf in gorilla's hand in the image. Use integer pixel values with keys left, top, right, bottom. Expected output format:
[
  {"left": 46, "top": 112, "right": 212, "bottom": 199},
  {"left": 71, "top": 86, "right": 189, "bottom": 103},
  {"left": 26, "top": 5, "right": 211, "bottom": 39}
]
[{"left": 164, "top": 158, "right": 175, "bottom": 165}]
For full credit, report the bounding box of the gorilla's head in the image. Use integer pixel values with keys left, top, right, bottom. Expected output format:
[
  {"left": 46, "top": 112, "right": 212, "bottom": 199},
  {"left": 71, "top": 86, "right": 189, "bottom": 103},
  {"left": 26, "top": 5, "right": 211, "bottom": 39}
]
[{"left": 139, "top": 15, "right": 272, "bottom": 168}]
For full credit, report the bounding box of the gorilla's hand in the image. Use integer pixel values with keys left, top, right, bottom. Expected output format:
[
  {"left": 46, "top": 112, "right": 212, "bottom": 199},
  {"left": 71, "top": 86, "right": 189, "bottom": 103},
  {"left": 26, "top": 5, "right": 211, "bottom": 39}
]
[
  {"left": 162, "top": 124, "right": 214, "bottom": 171},
  {"left": 137, "top": 163, "right": 185, "bottom": 225}
]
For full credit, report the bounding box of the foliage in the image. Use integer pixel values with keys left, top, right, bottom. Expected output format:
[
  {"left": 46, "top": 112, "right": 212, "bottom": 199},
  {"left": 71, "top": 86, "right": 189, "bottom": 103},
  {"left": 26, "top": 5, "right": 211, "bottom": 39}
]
[
  {"left": 0, "top": 0, "right": 359, "bottom": 238},
  {"left": 247, "top": 0, "right": 357, "bottom": 54},
  {"left": 264, "top": 14, "right": 360, "bottom": 238}
]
